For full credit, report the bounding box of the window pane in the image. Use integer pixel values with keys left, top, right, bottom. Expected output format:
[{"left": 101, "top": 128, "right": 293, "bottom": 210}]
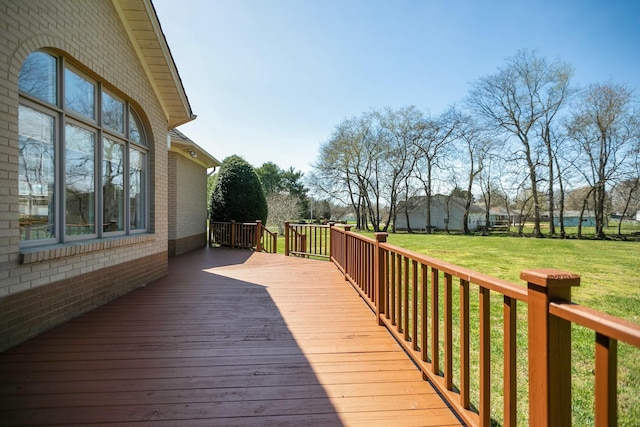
[
  {"left": 19, "top": 105, "right": 56, "bottom": 241},
  {"left": 129, "top": 148, "right": 146, "bottom": 230},
  {"left": 19, "top": 52, "right": 57, "bottom": 105},
  {"left": 65, "top": 124, "right": 95, "bottom": 236},
  {"left": 102, "top": 91, "right": 124, "bottom": 133},
  {"left": 129, "top": 111, "right": 145, "bottom": 145},
  {"left": 103, "top": 138, "right": 124, "bottom": 232},
  {"left": 65, "top": 68, "right": 95, "bottom": 119}
]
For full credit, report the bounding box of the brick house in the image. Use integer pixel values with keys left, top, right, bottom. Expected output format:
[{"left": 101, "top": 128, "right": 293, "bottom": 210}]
[
  {"left": 0, "top": 0, "right": 215, "bottom": 350},
  {"left": 168, "top": 129, "right": 220, "bottom": 256}
]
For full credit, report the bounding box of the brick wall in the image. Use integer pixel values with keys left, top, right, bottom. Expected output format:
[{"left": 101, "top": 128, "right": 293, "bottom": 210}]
[
  {"left": 168, "top": 153, "right": 178, "bottom": 240},
  {"left": 168, "top": 152, "right": 208, "bottom": 256},
  {"left": 0, "top": 0, "right": 172, "bottom": 350},
  {"left": 0, "top": 251, "right": 167, "bottom": 350},
  {"left": 168, "top": 233, "right": 208, "bottom": 257}
]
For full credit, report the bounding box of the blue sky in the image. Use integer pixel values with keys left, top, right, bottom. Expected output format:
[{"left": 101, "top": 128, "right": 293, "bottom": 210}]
[{"left": 152, "top": 0, "right": 640, "bottom": 173}]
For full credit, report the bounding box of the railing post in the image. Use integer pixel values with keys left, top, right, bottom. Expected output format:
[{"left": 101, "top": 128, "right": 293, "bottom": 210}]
[
  {"left": 208, "top": 219, "right": 212, "bottom": 247},
  {"left": 343, "top": 225, "right": 352, "bottom": 281},
  {"left": 523, "top": 268, "right": 580, "bottom": 427},
  {"left": 374, "top": 232, "right": 387, "bottom": 326},
  {"left": 284, "top": 221, "right": 290, "bottom": 256},
  {"left": 230, "top": 220, "right": 236, "bottom": 249},
  {"left": 301, "top": 235, "right": 307, "bottom": 258},
  {"left": 329, "top": 222, "right": 335, "bottom": 260},
  {"left": 255, "top": 220, "right": 262, "bottom": 252}
]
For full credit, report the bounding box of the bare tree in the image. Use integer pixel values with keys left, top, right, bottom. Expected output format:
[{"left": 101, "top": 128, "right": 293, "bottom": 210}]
[
  {"left": 454, "top": 111, "right": 495, "bottom": 234},
  {"left": 611, "top": 143, "right": 640, "bottom": 235},
  {"left": 376, "top": 106, "right": 422, "bottom": 232},
  {"left": 552, "top": 128, "right": 583, "bottom": 238},
  {"left": 266, "top": 193, "right": 302, "bottom": 234},
  {"left": 537, "top": 61, "right": 575, "bottom": 234},
  {"left": 310, "top": 116, "right": 371, "bottom": 229},
  {"left": 613, "top": 177, "right": 640, "bottom": 234},
  {"left": 413, "top": 107, "right": 460, "bottom": 233},
  {"left": 311, "top": 113, "right": 389, "bottom": 231},
  {"left": 476, "top": 154, "right": 509, "bottom": 235},
  {"left": 467, "top": 49, "right": 574, "bottom": 237},
  {"left": 566, "top": 82, "right": 637, "bottom": 239}
]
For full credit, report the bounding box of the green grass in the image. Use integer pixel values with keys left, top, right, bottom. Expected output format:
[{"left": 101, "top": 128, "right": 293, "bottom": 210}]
[
  {"left": 369, "top": 232, "right": 639, "bottom": 319},
  {"left": 357, "top": 230, "right": 640, "bottom": 426},
  {"left": 492, "top": 221, "right": 640, "bottom": 240}
]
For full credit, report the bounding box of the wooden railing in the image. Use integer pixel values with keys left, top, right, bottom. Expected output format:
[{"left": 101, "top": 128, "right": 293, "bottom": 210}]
[
  {"left": 327, "top": 224, "right": 640, "bottom": 427},
  {"left": 284, "top": 222, "right": 330, "bottom": 258},
  {"left": 208, "top": 220, "right": 277, "bottom": 253}
]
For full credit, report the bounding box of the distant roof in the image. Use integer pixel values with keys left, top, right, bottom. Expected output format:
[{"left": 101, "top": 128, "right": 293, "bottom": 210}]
[
  {"left": 562, "top": 210, "right": 595, "bottom": 218},
  {"left": 112, "top": 0, "right": 195, "bottom": 128},
  {"left": 398, "top": 195, "right": 484, "bottom": 214},
  {"left": 169, "top": 129, "right": 221, "bottom": 169}
]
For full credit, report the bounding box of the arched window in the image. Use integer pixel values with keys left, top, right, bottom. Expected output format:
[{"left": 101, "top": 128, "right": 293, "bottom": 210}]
[{"left": 18, "top": 51, "right": 149, "bottom": 245}]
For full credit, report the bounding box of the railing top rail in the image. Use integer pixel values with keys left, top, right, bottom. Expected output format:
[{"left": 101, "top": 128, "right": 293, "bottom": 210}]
[
  {"left": 380, "top": 241, "right": 528, "bottom": 302},
  {"left": 550, "top": 301, "right": 640, "bottom": 347},
  {"left": 288, "top": 223, "right": 331, "bottom": 228},
  {"left": 345, "top": 229, "right": 378, "bottom": 245},
  {"left": 333, "top": 227, "right": 528, "bottom": 301},
  {"left": 211, "top": 221, "right": 259, "bottom": 226},
  {"left": 259, "top": 223, "right": 277, "bottom": 236},
  {"left": 289, "top": 250, "right": 330, "bottom": 258}
]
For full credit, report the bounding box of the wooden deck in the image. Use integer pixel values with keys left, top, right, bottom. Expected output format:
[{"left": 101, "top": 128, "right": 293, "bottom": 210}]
[{"left": 0, "top": 247, "right": 462, "bottom": 426}]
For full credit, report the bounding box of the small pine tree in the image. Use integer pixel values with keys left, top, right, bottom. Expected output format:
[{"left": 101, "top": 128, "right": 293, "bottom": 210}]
[{"left": 210, "top": 155, "right": 268, "bottom": 224}]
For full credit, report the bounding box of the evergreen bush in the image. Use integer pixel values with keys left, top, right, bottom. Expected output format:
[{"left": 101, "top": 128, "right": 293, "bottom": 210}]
[{"left": 210, "top": 155, "right": 268, "bottom": 224}]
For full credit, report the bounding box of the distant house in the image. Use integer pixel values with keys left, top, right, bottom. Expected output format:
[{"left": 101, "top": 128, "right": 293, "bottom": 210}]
[
  {"left": 395, "top": 195, "right": 484, "bottom": 232},
  {"left": 476, "top": 206, "right": 519, "bottom": 229},
  {"left": 554, "top": 211, "right": 597, "bottom": 227},
  {"left": 168, "top": 129, "right": 220, "bottom": 256}
]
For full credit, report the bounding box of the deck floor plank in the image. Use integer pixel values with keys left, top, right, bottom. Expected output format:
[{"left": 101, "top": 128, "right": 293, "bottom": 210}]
[{"left": 0, "top": 247, "right": 462, "bottom": 426}]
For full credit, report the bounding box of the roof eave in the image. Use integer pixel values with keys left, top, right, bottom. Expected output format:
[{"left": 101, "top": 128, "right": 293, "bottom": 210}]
[
  {"left": 112, "top": 0, "right": 195, "bottom": 129},
  {"left": 169, "top": 129, "right": 221, "bottom": 169}
]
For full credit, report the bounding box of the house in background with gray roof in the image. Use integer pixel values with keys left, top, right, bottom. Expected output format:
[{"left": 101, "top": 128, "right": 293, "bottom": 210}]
[{"left": 395, "top": 195, "right": 485, "bottom": 232}]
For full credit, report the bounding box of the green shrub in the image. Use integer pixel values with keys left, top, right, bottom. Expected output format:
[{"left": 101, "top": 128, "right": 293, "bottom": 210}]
[{"left": 210, "top": 155, "right": 268, "bottom": 224}]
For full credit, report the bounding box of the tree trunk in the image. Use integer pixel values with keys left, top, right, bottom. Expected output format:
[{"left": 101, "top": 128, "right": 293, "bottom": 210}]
[
  {"left": 618, "top": 178, "right": 639, "bottom": 235},
  {"left": 519, "top": 134, "right": 543, "bottom": 236},
  {"left": 594, "top": 182, "right": 607, "bottom": 239},
  {"left": 484, "top": 210, "right": 490, "bottom": 236},
  {"left": 405, "top": 206, "right": 413, "bottom": 233},
  {"left": 425, "top": 167, "right": 433, "bottom": 234},
  {"left": 444, "top": 196, "right": 451, "bottom": 234},
  {"left": 578, "top": 197, "right": 588, "bottom": 239},
  {"left": 527, "top": 158, "right": 543, "bottom": 237},
  {"left": 463, "top": 171, "right": 474, "bottom": 234},
  {"left": 547, "top": 142, "right": 556, "bottom": 235},
  {"left": 463, "top": 207, "right": 470, "bottom": 234},
  {"left": 554, "top": 154, "right": 566, "bottom": 238}
]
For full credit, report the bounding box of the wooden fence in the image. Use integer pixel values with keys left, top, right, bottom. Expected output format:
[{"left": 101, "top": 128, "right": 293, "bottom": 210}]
[
  {"left": 284, "top": 222, "right": 331, "bottom": 258},
  {"left": 208, "top": 220, "right": 277, "bottom": 253},
  {"left": 322, "top": 224, "right": 640, "bottom": 427}
]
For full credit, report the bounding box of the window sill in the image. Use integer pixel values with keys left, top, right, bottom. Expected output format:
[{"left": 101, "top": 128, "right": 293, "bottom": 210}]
[{"left": 19, "top": 234, "right": 156, "bottom": 264}]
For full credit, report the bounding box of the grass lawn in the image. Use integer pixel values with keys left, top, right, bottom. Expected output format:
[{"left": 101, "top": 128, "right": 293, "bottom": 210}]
[
  {"left": 355, "top": 230, "right": 640, "bottom": 426},
  {"left": 368, "top": 231, "right": 640, "bottom": 320}
]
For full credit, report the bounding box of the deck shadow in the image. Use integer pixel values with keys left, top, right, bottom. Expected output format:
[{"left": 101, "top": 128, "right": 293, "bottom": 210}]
[{"left": 0, "top": 248, "right": 345, "bottom": 426}]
